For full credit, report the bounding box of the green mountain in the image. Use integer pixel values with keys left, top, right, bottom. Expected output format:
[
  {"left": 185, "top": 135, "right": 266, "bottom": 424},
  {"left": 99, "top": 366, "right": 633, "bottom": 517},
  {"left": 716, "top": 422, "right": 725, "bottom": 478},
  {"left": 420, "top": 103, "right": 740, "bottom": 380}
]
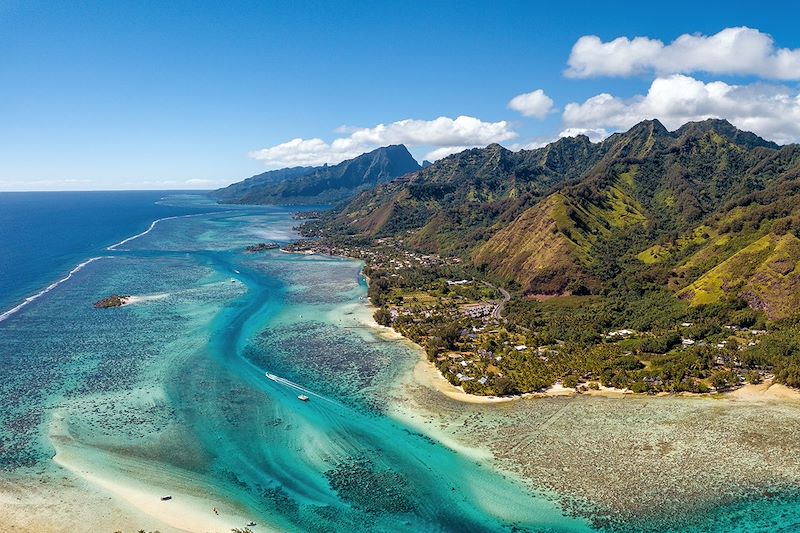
[
  {"left": 313, "top": 119, "right": 800, "bottom": 318},
  {"left": 324, "top": 136, "right": 600, "bottom": 253},
  {"left": 210, "top": 144, "right": 421, "bottom": 205},
  {"left": 210, "top": 166, "right": 316, "bottom": 202}
]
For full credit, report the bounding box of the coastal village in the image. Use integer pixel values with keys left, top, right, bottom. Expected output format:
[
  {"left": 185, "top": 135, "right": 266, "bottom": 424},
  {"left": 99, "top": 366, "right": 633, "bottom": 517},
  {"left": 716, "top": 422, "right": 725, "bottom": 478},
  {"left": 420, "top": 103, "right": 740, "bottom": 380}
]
[{"left": 284, "top": 232, "right": 777, "bottom": 397}]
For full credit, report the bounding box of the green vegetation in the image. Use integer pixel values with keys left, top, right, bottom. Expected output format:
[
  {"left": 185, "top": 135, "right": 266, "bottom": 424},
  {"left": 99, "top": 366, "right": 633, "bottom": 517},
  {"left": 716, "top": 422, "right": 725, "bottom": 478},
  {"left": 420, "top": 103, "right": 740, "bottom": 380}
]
[
  {"left": 296, "top": 118, "right": 800, "bottom": 396},
  {"left": 211, "top": 145, "right": 421, "bottom": 205},
  {"left": 354, "top": 244, "right": 781, "bottom": 396}
]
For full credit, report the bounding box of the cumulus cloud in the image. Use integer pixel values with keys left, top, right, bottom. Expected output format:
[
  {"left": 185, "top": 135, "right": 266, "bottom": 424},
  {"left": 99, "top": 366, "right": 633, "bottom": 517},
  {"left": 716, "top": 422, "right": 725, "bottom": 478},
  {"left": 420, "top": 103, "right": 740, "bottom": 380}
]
[
  {"left": 508, "top": 140, "right": 550, "bottom": 151},
  {"left": 557, "top": 128, "right": 609, "bottom": 143},
  {"left": 508, "top": 89, "right": 555, "bottom": 118},
  {"left": 249, "top": 138, "right": 358, "bottom": 168},
  {"left": 507, "top": 129, "right": 607, "bottom": 153},
  {"left": 561, "top": 75, "right": 800, "bottom": 144},
  {"left": 566, "top": 27, "right": 800, "bottom": 80},
  {"left": 423, "top": 146, "right": 472, "bottom": 161},
  {"left": 249, "top": 116, "right": 517, "bottom": 168}
]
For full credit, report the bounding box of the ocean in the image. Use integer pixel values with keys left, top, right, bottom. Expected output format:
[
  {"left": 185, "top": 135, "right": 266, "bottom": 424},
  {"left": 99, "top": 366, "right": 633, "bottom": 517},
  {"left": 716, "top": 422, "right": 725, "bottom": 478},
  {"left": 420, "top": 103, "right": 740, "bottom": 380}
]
[
  {"left": 0, "top": 192, "right": 590, "bottom": 532},
  {"left": 3, "top": 191, "right": 800, "bottom": 532},
  {"left": 0, "top": 191, "right": 212, "bottom": 316}
]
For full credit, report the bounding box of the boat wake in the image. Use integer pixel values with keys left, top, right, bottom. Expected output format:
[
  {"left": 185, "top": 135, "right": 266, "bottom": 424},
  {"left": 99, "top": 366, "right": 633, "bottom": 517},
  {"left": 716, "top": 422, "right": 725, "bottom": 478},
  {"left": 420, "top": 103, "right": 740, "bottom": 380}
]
[
  {"left": 265, "top": 372, "right": 336, "bottom": 404},
  {"left": 0, "top": 256, "right": 107, "bottom": 323}
]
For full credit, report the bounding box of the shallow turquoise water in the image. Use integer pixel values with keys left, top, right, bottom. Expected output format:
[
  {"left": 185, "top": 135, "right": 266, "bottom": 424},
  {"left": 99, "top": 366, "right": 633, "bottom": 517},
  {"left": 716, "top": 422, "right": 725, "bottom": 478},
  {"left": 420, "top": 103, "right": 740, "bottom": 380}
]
[
  {"left": 0, "top": 190, "right": 210, "bottom": 313},
  {"left": 5, "top": 196, "right": 800, "bottom": 532},
  {"left": 0, "top": 197, "right": 591, "bottom": 532}
]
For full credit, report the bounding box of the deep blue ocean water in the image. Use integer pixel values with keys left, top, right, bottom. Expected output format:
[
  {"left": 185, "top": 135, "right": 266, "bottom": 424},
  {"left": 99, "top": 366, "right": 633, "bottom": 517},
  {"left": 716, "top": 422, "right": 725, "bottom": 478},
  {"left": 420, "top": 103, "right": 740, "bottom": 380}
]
[
  {"left": 0, "top": 192, "right": 592, "bottom": 532},
  {"left": 2, "top": 192, "right": 799, "bottom": 532},
  {"left": 0, "top": 191, "right": 212, "bottom": 313}
]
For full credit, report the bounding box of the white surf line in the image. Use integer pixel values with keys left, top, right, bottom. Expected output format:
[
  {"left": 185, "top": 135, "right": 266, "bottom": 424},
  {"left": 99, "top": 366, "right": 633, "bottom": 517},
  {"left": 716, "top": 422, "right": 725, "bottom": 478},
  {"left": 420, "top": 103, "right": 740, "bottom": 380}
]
[
  {"left": 106, "top": 212, "right": 213, "bottom": 250},
  {"left": 0, "top": 256, "right": 107, "bottom": 324},
  {"left": 1, "top": 211, "right": 216, "bottom": 323}
]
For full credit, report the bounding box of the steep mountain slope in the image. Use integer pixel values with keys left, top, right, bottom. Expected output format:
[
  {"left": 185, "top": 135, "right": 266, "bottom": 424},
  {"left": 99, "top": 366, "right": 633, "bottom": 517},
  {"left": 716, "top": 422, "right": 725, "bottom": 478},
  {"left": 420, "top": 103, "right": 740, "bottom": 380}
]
[
  {"left": 327, "top": 136, "right": 602, "bottom": 254},
  {"left": 314, "top": 119, "right": 800, "bottom": 310},
  {"left": 473, "top": 120, "right": 796, "bottom": 293},
  {"left": 677, "top": 233, "right": 800, "bottom": 319},
  {"left": 210, "top": 166, "right": 316, "bottom": 202},
  {"left": 471, "top": 194, "right": 597, "bottom": 294},
  {"left": 637, "top": 146, "right": 800, "bottom": 318},
  {"left": 475, "top": 182, "right": 647, "bottom": 293},
  {"left": 211, "top": 145, "right": 421, "bottom": 205}
]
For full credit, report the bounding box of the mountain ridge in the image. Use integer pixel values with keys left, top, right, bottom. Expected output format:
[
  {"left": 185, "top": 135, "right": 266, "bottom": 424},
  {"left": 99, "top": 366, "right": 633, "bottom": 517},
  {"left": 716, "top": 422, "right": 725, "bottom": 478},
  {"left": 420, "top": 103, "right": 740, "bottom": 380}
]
[
  {"left": 211, "top": 144, "right": 421, "bottom": 205},
  {"left": 309, "top": 119, "right": 800, "bottom": 317}
]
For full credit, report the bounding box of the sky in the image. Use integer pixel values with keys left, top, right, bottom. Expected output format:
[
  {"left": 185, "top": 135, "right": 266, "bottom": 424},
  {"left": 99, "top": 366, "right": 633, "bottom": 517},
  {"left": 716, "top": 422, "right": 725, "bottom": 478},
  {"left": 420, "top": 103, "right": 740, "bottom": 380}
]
[{"left": 1, "top": 0, "right": 800, "bottom": 191}]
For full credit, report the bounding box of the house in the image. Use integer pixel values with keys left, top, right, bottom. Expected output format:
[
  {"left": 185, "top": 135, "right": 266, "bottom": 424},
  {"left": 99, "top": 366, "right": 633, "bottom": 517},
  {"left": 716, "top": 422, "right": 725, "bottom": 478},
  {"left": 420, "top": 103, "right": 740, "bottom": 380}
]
[
  {"left": 461, "top": 303, "right": 494, "bottom": 318},
  {"left": 605, "top": 329, "right": 635, "bottom": 339},
  {"left": 477, "top": 349, "right": 494, "bottom": 360}
]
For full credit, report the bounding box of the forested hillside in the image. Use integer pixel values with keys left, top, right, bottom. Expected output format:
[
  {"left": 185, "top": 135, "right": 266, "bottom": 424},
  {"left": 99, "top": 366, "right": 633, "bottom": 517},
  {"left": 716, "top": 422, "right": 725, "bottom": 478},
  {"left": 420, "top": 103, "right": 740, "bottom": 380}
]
[
  {"left": 210, "top": 144, "right": 421, "bottom": 205},
  {"left": 295, "top": 119, "right": 800, "bottom": 395},
  {"left": 312, "top": 119, "right": 800, "bottom": 314}
]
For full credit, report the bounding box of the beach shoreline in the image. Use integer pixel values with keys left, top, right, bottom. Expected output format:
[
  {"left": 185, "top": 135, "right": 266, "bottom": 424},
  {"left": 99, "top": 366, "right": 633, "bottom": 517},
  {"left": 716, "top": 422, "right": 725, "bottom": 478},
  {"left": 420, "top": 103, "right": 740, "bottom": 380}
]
[
  {"left": 347, "top": 263, "right": 800, "bottom": 405},
  {"left": 322, "top": 252, "right": 800, "bottom": 405},
  {"left": 46, "top": 411, "right": 266, "bottom": 533}
]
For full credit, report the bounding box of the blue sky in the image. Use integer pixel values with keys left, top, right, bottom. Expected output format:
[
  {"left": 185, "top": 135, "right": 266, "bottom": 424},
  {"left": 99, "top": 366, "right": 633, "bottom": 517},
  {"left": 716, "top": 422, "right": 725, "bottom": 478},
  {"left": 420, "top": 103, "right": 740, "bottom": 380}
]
[{"left": 1, "top": 0, "right": 799, "bottom": 191}]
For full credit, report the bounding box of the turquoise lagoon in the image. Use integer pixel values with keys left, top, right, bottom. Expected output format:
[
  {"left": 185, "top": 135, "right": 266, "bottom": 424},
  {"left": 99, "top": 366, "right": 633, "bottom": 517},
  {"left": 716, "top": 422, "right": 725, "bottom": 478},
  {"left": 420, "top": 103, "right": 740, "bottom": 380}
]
[
  {"left": 4, "top": 194, "right": 800, "bottom": 532},
  {"left": 0, "top": 195, "right": 589, "bottom": 532}
]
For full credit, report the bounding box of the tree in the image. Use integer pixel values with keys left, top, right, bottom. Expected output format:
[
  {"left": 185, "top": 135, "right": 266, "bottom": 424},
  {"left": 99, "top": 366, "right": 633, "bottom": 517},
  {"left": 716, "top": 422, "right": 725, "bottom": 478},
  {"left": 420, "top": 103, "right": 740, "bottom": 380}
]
[
  {"left": 373, "top": 307, "right": 392, "bottom": 326},
  {"left": 746, "top": 370, "right": 762, "bottom": 385},
  {"left": 561, "top": 374, "right": 580, "bottom": 389},
  {"left": 425, "top": 337, "right": 446, "bottom": 360},
  {"left": 440, "top": 322, "right": 463, "bottom": 349},
  {"left": 492, "top": 376, "right": 517, "bottom": 396},
  {"left": 710, "top": 369, "right": 738, "bottom": 391}
]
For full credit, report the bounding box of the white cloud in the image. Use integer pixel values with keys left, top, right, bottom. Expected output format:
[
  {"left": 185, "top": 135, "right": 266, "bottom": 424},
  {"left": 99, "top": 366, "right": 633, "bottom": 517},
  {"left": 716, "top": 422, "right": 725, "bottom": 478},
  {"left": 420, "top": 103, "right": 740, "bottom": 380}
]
[
  {"left": 507, "top": 129, "right": 607, "bottom": 153},
  {"left": 185, "top": 178, "right": 222, "bottom": 185},
  {"left": 558, "top": 128, "right": 609, "bottom": 143},
  {"left": 566, "top": 27, "right": 800, "bottom": 80},
  {"left": 249, "top": 138, "right": 360, "bottom": 168},
  {"left": 562, "top": 75, "right": 800, "bottom": 144},
  {"left": 0, "top": 178, "right": 93, "bottom": 191},
  {"left": 508, "top": 140, "right": 550, "bottom": 151},
  {"left": 423, "top": 146, "right": 472, "bottom": 161},
  {"left": 249, "top": 116, "right": 517, "bottom": 168},
  {"left": 508, "top": 89, "right": 555, "bottom": 118}
]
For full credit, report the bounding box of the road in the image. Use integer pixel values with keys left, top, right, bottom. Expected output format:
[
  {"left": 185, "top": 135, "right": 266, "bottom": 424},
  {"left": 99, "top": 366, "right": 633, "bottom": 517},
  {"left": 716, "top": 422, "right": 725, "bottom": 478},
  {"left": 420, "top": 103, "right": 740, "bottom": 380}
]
[{"left": 482, "top": 282, "right": 511, "bottom": 319}]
